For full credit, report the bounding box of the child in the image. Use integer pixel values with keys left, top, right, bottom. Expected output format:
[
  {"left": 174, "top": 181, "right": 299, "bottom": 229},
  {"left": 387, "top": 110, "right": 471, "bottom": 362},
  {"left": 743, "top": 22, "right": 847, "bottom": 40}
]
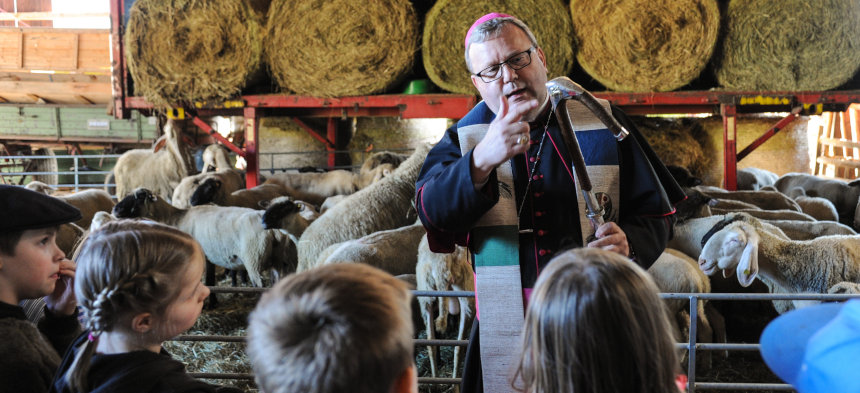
[
  {"left": 514, "top": 248, "right": 683, "bottom": 393},
  {"left": 247, "top": 263, "right": 417, "bottom": 393},
  {"left": 51, "top": 219, "right": 241, "bottom": 393},
  {"left": 0, "top": 184, "right": 82, "bottom": 393}
]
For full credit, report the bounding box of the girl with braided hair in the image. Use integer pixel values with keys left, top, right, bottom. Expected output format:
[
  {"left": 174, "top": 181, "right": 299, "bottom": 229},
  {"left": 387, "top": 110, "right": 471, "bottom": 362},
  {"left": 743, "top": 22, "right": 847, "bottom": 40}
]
[{"left": 50, "top": 220, "right": 240, "bottom": 393}]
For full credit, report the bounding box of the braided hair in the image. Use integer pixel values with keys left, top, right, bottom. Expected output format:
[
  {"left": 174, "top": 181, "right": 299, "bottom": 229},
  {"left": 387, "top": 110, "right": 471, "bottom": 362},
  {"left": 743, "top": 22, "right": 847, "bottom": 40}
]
[{"left": 64, "top": 219, "right": 199, "bottom": 392}]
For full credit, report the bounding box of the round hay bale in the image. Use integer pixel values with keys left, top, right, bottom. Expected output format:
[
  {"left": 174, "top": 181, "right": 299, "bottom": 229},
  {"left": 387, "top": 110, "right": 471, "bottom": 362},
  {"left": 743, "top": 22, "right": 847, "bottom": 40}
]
[
  {"left": 265, "top": 0, "right": 418, "bottom": 97},
  {"left": 422, "top": 0, "right": 575, "bottom": 95},
  {"left": 714, "top": 0, "right": 860, "bottom": 91},
  {"left": 633, "top": 117, "right": 711, "bottom": 180},
  {"left": 570, "top": 0, "right": 719, "bottom": 92},
  {"left": 125, "top": 0, "right": 263, "bottom": 107}
]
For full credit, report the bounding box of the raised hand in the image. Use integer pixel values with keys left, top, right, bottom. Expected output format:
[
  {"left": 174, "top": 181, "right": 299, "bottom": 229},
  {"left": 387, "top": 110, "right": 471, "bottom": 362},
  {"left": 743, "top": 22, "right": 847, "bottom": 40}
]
[
  {"left": 45, "top": 258, "right": 77, "bottom": 316},
  {"left": 470, "top": 94, "right": 537, "bottom": 184},
  {"left": 586, "top": 222, "right": 629, "bottom": 257}
]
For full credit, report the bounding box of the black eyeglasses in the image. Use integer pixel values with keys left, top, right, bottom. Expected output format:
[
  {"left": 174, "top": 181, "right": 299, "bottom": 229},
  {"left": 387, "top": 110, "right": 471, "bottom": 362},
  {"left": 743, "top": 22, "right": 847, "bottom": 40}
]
[{"left": 473, "top": 47, "right": 535, "bottom": 83}]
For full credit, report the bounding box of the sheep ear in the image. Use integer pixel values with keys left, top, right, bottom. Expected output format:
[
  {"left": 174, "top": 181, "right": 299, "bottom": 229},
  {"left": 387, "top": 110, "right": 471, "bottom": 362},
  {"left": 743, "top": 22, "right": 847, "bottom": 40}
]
[{"left": 736, "top": 227, "right": 759, "bottom": 287}]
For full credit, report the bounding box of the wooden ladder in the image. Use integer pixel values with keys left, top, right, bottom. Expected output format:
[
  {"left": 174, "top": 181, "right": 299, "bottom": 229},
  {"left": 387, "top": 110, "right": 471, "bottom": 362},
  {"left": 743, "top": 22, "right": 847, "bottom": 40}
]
[{"left": 814, "top": 103, "right": 860, "bottom": 180}]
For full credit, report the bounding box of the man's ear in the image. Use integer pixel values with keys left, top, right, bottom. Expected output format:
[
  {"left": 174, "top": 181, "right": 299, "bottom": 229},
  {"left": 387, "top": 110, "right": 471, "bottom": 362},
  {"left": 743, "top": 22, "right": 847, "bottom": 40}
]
[
  {"left": 131, "top": 312, "right": 154, "bottom": 334},
  {"left": 390, "top": 364, "right": 418, "bottom": 393},
  {"left": 471, "top": 74, "right": 481, "bottom": 90},
  {"left": 535, "top": 46, "right": 548, "bottom": 73}
]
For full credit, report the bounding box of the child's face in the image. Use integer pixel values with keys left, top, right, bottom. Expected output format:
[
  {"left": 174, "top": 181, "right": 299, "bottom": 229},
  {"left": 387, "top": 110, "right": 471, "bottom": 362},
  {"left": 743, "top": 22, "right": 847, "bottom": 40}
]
[
  {"left": 158, "top": 247, "right": 209, "bottom": 339},
  {"left": 0, "top": 228, "right": 65, "bottom": 304}
]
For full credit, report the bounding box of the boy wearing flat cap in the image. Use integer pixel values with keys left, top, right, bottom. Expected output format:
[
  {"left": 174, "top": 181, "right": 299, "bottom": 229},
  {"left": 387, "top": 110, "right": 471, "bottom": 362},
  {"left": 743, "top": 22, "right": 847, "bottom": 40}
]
[{"left": 0, "top": 184, "right": 83, "bottom": 393}]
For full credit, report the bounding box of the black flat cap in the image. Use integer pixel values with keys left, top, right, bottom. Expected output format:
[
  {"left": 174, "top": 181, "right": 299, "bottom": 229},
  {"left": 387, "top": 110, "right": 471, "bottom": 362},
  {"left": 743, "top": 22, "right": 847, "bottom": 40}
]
[{"left": 0, "top": 185, "right": 82, "bottom": 233}]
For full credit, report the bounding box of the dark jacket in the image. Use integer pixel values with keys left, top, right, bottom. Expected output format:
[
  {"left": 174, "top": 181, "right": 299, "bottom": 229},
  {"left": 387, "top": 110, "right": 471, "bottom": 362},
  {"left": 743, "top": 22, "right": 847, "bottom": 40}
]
[
  {"left": 51, "top": 332, "right": 243, "bottom": 393},
  {"left": 0, "top": 301, "right": 81, "bottom": 393}
]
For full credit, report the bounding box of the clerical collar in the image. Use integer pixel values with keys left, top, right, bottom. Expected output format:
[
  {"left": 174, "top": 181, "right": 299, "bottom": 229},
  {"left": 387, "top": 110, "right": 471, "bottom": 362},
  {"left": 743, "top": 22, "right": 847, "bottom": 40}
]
[{"left": 528, "top": 95, "right": 552, "bottom": 129}]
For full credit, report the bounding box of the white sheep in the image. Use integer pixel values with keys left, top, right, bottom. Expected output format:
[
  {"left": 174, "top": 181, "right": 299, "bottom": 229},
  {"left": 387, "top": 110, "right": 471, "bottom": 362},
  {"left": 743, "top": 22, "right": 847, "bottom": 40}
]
[
  {"left": 416, "top": 234, "right": 474, "bottom": 380},
  {"left": 261, "top": 196, "right": 314, "bottom": 244},
  {"left": 736, "top": 167, "right": 778, "bottom": 191},
  {"left": 647, "top": 249, "right": 726, "bottom": 369},
  {"left": 171, "top": 169, "right": 245, "bottom": 209},
  {"left": 264, "top": 164, "right": 393, "bottom": 205},
  {"left": 694, "top": 186, "right": 801, "bottom": 212},
  {"left": 296, "top": 144, "right": 429, "bottom": 270},
  {"left": 359, "top": 150, "right": 409, "bottom": 177},
  {"left": 774, "top": 172, "right": 860, "bottom": 229},
  {"left": 113, "top": 120, "right": 197, "bottom": 201},
  {"left": 708, "top": 207, "right": 815, "bottom": 222},
  {"left": 201, "top": 144, "right": 232, "bottom": 173},
  {"left": 24, "top": 180, "right": 55, "bottom": 195},
  {"left": 89, "top": 211, "right": 117, "bottom": 232},
  {"left": 113, "top": 188, "right": 305, "bottom": 287},
  {"left": 314, "top": 222, "right": 427, "bottom": 275},
  {"left": 55, "top": 189, "right": 116, "bottom": 229},
  {"left": 698, "top": 215, "right": 860, "bottom": 313},
  {"left": 793, "top": 195, "right": 839, "bottom": 222},
  {"left": 319, "top": 194, "right": 347, "bottom": 214}
]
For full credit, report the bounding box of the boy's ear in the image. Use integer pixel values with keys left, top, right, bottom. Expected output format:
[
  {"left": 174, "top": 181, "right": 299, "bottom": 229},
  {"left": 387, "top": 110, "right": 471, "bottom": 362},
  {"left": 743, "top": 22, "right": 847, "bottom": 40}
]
[
  {"left": 390, "top": 364, "right": 418, "bottom": 393},
  {"left": 131, "top": 312, "right": 154, "bottom": 333}
]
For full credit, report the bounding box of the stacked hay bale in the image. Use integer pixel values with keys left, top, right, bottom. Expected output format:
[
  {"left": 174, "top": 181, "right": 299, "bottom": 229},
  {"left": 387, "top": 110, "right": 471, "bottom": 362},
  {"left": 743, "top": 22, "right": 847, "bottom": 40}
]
[
  {"left": 423, "top": 0, "right": 574, "bottom": 95},
  {"left": 125, "top": 0, "right": 263, "bottom": 107},
  {"left": 633, "top": 117, "right": 714, "bottom": 181},
  {"left": 265, "top": 0, "right": 419, "bottom": 97},
  {"left": 714, "top": 0, "right": 860, "bottom": 91},
  {"left": 570, "top": 0, "right": 720, "bottom": 92}
]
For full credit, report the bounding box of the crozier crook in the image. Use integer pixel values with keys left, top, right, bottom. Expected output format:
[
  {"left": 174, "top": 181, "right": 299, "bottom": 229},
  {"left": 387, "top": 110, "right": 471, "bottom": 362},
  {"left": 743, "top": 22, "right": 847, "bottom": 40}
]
[{"left": 546, "top": 76, "right": 629, "bottom": 236}]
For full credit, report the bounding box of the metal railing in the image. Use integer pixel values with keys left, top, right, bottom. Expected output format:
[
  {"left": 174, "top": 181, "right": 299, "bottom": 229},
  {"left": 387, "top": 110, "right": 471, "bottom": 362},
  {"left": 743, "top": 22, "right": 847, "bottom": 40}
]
[{"left": 171, "top": 287, "right": 859, "bottom": 391}]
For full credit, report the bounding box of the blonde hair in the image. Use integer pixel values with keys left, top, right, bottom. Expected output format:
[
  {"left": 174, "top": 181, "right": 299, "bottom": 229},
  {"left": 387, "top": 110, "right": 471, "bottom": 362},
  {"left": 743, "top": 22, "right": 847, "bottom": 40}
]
[
  {"left": 64, "top": 219, "right": 200, "bottom": 392},
  {"left": 515, "top": 248, "right": 680, "bottom": 393},
  {"left": 247, "top": 263, "right": 414, "bottom": 393}
]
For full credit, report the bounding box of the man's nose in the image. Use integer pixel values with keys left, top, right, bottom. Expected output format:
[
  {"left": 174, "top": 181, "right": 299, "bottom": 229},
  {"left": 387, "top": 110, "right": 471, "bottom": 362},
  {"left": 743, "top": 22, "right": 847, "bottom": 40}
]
[{"left": 500, "top": 63, "right": 518, "bottom": 83}]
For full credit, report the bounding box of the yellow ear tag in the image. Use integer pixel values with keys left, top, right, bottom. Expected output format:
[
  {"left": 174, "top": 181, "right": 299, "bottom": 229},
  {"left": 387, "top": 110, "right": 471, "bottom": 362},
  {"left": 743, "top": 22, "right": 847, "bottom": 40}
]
[{"left": 743, "top": 269, "right": 750, "bottom": 275}]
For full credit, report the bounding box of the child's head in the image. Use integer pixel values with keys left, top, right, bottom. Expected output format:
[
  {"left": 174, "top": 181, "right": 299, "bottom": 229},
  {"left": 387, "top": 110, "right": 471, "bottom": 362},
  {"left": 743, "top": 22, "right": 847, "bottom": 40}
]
[
  {"left": 64, "top": 219, "right": 209, "bottom": 390},
  {"left": 0, "top": 185, "right": 81, "bottom": 303},
  {"left": 516, "top": 248, "right": 680, "bottom": 393},
  {"left": 247, "top": 263, "right": 416, "bottom": 393}
]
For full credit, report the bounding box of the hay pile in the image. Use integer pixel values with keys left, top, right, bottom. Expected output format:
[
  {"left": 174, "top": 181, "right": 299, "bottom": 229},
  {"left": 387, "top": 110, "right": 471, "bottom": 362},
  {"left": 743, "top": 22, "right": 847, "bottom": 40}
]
[
  {"left": 714, "top": 0, "right": 860, "bottom": 91},
  {"left": 570, "top": 0, "right": 720, "bottom": 92},
  {"left": 633, "top": 116, "right": 712, "bottom": 180},
  {"left": 423, "top": 0, "right": 575, "bottom": 95},
  {"left": 265, "top": 0, "right": 419, "bottom": 97},
  {"left": 125, "top": 0, "right": 263, "bottom": 107}
]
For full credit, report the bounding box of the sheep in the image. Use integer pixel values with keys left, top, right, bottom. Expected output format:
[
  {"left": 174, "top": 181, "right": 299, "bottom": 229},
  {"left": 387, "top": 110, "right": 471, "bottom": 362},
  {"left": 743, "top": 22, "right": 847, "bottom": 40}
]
[
  {"left": 736, "top": 167, "right": 779, "bottom": 191},
  {"left": 22, "top": 182, "right": 115, "bottom": 229},
  {"left": 694, "top": 186, "right": 802, "bottom": 212},
  {"left": 89, "top": 211, "right": 117, "bottom": 232},
  {"left": 113, "top": 119, "right": 197, "bottom": 201},
  {"left": 669, "top": 214, "right": 791, "bottom": 260},
  {"left": 315, "top": 222, "right": 427, "bottom": 275},
  {"left": 647, "top": 248, "right": 726, "bottom": 369},
  {"left": 754, "top": 219, "right": 856, "bottom": 240},
  {"left": 201, "top": 144, "right": 232, "bottom": 173},
  {"left": 191, "top": 179, "right": 290, "bottom": 210},
  {"left": 171, "top": 169, "right": 246, "bottom": 209},
  {"left": 709, "top": 199, "right": 760, "bottom": 211},
  {"left": 264, "top": 164, "right": 393, "bottom": 205},
  {"left": 261, "top": 196, "right": 314, "bottom": 243},
  {"left": 416, "top": 233, "right": 474, "bottom": 380},
  {"left": 24, "top": 180, "right": 55, "bottom": 195},
  {"left": 698, "top": 215, "right": 860, "bottom": 313},
  {"left": 666, "top": 165, "right": 702, "bottom": 188},
  {"left": 55, "top": 189, "right": 116, "bottom": 229},
  {"left": 296, "top": 144, "right": 430, "bottom": 271},
  {"left": 113, "top": 188, "right": 305, "bottom": 287},
  {"left": 359, "top": 150, "right": 409, "bottom": 177},
  {"left": 320, "top": 194, "right": 347, "bottom": 214},
  {"left": 708, "top": 208, "right": 815, "bottom": 222},
  {"left": 794, "top": 196, "right": 839, "bottom": 222},
  {"left": 774, "top": 173, "right": 860, "bottom": 229}
]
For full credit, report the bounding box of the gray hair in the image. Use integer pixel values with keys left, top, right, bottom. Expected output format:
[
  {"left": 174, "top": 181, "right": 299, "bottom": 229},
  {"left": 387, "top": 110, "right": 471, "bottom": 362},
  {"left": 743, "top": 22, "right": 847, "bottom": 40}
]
[{"left": 464, "top": 17, "right": 540, "bottom": 73}]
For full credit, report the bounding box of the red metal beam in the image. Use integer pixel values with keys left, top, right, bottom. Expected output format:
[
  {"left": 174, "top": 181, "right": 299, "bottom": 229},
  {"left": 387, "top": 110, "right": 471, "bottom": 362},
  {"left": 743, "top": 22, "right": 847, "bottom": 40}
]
[
  {"left": 190, "top": 116, "right": 246, "bottom": 157},
  {"left": 243, "top": 107, "right": 259, "bottom": 188},
  {"left": 243, "top": 94, "right": 477, "bottom": 119},
  {"left": 737, "top": 107, "right": 802, "bottom": 162},
  {"left": 290, "top": 118, "right": 335, "bottom": 149}
]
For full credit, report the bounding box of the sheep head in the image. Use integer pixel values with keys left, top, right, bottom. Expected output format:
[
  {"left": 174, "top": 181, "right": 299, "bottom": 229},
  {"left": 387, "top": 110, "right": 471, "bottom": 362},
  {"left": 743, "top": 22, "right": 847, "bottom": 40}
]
[
  {"left": 261, "top": 197, "right": 306, "bottom": 235},
  {"left": 698, "top": 221, "right": 760, "bottom": 287},
  {"left": 113, "top": 188, "right": 158, "bottom": 218},
  {"left": 190, "top": 178, "right": 222, "bottom": 206}
]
